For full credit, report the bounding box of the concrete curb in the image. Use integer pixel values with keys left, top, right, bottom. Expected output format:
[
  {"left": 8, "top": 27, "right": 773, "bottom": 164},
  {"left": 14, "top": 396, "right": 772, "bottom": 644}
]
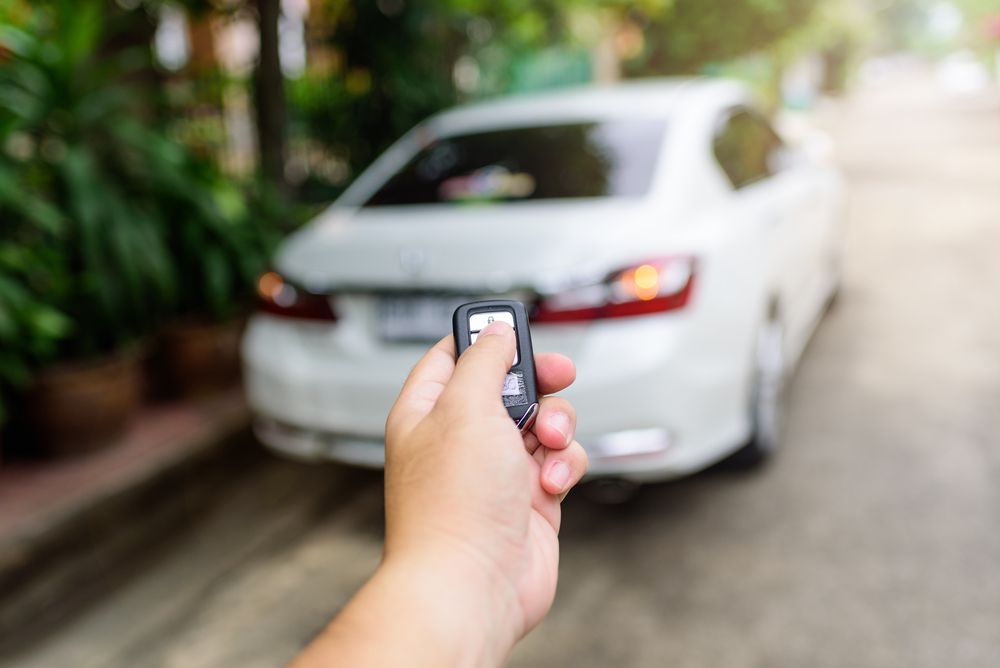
[{"left": 0, "top": 395, "right": 257, "bottom": 655}]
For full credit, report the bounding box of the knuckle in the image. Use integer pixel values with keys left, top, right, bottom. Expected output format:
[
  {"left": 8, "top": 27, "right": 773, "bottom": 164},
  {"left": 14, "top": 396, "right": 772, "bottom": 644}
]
[
  {"left": 543, "top": 394, "right": 574, "bottom": 412},
  {"left": 465, "top": 338, "right": 502, "bottom": 360},
  {"left": 473, "top": 332, "right": 514, "bottom": 357}
]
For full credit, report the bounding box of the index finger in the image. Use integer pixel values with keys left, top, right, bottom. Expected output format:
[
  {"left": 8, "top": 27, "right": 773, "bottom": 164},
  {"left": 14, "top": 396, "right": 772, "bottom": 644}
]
[
  {"left": 385, "top": 335, "right": 455, "bottom": 438},
  {"left": 536, "top": 352, "right": 575, "bottom": 395}
]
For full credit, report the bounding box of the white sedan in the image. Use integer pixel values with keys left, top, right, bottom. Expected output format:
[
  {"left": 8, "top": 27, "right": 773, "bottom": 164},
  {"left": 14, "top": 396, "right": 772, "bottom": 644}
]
[{"left": 242, "top": 78, "right": 844, "bottom": 482}]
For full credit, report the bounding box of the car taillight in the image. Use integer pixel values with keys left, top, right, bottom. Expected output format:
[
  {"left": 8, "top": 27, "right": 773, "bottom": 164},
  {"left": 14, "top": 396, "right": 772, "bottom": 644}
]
[
  {"left": 256, "top": 271, "right": 337, "bottom": 321},
  {"left": 532, "top": 256, "right": 697, "bottom": 323}
]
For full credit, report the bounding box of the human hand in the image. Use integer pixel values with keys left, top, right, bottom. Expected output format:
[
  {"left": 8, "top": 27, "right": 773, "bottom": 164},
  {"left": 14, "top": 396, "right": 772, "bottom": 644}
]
[
  {"left": 383, "top": 321, "right": 588, "bottom": 662},
  {"left": 292, "top": 321, "right": 587, "bottom": 668}
]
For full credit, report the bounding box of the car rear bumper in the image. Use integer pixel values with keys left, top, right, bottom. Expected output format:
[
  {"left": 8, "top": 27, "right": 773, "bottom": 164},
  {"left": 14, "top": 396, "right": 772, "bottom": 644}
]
[
  {"left": 252, "top": 418, "right": 727, "bottom": 482},
  {"left": 242, "top": 313, "right": 751, "bottom": 481}
]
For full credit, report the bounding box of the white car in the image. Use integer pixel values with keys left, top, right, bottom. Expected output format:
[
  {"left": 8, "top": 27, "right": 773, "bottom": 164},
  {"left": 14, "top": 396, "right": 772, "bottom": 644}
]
[{"left": 242, "top": 78, "right": 844, "bottom": 482}]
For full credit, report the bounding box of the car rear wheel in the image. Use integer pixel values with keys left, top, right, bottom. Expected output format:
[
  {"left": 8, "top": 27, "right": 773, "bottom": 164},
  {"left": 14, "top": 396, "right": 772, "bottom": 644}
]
[{"left": 726, "top": 318, "right": 788, "bottom": 469}]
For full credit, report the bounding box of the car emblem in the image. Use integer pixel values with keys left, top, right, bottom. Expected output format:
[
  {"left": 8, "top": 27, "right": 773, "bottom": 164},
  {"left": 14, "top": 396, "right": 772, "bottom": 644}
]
[{"left": 399, "top": 248, "right": 427, "bottom": 277}]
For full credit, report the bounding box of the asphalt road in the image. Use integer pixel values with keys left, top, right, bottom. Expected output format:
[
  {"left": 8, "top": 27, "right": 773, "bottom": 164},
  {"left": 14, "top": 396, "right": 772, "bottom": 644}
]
[{"left": 6, "top": 69, "right": 1000, "bottom": 668}]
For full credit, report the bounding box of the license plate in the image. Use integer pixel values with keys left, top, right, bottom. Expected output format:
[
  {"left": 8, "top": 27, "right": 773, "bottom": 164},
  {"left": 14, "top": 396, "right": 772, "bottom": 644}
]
[{"left": 377, "top": 295, "right": 475, "bottom": 342}]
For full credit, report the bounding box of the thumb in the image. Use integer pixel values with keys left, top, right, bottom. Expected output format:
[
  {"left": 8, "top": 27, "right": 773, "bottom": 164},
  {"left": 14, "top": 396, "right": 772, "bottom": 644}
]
[{"left": 438, "top": 321, "right": 516, "bottom": 414}]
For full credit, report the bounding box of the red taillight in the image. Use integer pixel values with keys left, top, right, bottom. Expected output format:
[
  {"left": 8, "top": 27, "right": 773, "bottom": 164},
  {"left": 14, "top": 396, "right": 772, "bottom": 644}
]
[
  {"left": 256, "top": 271, "right": 337, "bottom": 321},
  {"left": 532, "top": 256, "right": 696, "bottom": 323}
]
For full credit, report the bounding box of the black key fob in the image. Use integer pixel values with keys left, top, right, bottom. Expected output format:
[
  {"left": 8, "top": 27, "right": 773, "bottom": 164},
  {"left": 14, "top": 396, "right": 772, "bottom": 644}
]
[{"left": 453, "top": 300, "right": 539, "bottom": 433}]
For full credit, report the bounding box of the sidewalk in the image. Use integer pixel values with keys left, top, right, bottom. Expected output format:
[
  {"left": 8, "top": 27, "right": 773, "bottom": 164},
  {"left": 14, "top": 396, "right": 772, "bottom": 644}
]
[{"left": 0, "top": 389, "right": 254, "bottom": 651}]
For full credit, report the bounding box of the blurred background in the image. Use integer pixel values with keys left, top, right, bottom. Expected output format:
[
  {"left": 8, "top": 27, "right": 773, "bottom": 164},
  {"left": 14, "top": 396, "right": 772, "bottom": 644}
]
[{"left": 1, "top": 0, "right": 999, "bottom": 666}]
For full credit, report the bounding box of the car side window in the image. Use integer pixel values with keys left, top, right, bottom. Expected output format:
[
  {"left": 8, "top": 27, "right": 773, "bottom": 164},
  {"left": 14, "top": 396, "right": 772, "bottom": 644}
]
[{"left": 712, "top": 109, "right": 784, "bottom": 189}]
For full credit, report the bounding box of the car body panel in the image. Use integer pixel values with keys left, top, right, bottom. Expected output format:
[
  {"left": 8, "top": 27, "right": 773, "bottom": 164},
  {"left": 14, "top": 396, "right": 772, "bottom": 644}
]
[
  {"left": 275, "top": 200, "right": 675, "bottom": 293},
  {"left": 242, "top": 77, "right": 845, "bottom": 481}
]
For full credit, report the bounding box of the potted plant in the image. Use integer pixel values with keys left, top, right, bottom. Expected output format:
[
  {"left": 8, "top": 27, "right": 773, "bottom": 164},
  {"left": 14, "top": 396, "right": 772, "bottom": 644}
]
[
  {"left": 0, "top": 249, "right": 73, "bottom": 459},
  {"left": 0, "top": 1, "right": 178, "bottom": 454},
  {"left": 148, "top": 146, "right": 285, "bottom": 397}
]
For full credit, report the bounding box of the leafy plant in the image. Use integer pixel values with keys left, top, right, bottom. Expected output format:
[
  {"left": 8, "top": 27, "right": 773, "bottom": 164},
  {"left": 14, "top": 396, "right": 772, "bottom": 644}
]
[
  {"left": 0, "top": 0, "right": 283, "bottom": 369},
  {"left": 0, "top": 148, "right": 72, "bottom": 425},
  {"left": 147, "top": 146, "right": 286, "bottom": 322},
  {"left": 0, "top": 240, "right": 73, "bottom": 425},
  {"left": 624, "top": 0, "right": 820, "bottom": 76},
  {"left": 0, "top": 0, "right": 176, "bottom": 358}
]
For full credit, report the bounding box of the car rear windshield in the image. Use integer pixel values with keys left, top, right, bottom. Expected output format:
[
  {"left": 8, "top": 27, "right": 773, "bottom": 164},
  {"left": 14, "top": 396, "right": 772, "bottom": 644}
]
[{"left": 362, "top": 120, "right": 667, "bottom": 207}]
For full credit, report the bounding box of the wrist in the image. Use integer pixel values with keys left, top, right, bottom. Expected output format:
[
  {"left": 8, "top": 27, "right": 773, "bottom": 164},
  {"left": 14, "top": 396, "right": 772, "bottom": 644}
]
[
  {"left": 295, "top": 546, "right": 523, "bottom": 668},
  {"left": 376, "top": 547, "right": 522, "bottom": 666}
]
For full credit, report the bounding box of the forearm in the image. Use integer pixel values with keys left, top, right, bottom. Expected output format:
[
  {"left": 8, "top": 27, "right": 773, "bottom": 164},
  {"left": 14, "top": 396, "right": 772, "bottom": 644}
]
[{"left": 291, "top": 553, "right": 519, "bottom": 668}]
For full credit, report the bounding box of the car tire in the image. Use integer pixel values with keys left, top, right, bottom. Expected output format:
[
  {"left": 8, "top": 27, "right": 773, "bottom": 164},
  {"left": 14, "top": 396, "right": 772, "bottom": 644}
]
[{"left": 726, "top": 318, "right": 788, "bottom": 469}]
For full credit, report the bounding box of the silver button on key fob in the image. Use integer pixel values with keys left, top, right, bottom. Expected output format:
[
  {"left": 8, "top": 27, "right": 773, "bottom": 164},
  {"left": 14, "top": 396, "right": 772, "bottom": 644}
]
[{"left": 453, "top": 300, "right": 539, "bottom": 433}]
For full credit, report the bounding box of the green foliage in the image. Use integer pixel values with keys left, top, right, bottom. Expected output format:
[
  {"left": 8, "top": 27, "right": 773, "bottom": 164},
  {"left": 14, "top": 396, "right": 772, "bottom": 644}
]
[
  {"left": 625, "top": 0, "right": 819, "bottom": 75},
  {"left": 0, "top": 0, "right": 177, "bottom": 358},
  {"left": 895, "top": 0, "right": 998, "bottom": 57},
  {"left": 291, "top": 0, "right": 832, "bottom": 189},
  {"left": 0, "top": 237, "right": 73, "bottom": 425},
  {"left": 0, "top": 0, "right": 286, "bottom": 373},
  {"left": 155, "top": 157, "right": 288, "bottom": 321},
  {"left": 290, "top": 1, "right": 462, "bottom": 195},
  {"left": 772, "top": 0, "right": 875, "bottom": 93}
]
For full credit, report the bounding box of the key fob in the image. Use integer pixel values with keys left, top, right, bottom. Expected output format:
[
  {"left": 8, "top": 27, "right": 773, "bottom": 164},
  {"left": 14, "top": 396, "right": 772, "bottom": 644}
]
[{"left": 453, "top": 300, "right": 539, "bottom": 433}]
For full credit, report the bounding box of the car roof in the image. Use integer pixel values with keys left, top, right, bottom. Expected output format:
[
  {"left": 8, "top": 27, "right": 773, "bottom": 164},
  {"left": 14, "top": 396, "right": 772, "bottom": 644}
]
[{"left": 426, "top": 77, "right": 747, "bottom": 135}]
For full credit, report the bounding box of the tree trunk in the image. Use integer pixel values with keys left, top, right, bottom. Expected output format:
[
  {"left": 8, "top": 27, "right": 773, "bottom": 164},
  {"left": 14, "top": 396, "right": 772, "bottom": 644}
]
[{"left": 253, "top": 0, "right": 287, "bottom": 192}]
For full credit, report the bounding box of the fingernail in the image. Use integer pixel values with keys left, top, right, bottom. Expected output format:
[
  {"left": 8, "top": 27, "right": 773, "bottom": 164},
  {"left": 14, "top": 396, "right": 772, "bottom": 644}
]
[
  {"left": 479, "top": 321, "right": 513, "bottom": 338},
  {"left": 546, "top": 460, "right": 570, "bottom": 492},
  {"left": 549, "top": 411, "right": 571, "bottom": 446}
]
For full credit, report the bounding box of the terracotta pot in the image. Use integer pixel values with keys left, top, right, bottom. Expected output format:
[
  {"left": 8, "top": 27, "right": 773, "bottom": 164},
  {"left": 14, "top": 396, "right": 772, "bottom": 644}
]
[
  {"left": 159, "top": 319, "right": 244, "bottom": 398},
  {"left": 27, "top": 350, "right": 143, "bottom": 456}
]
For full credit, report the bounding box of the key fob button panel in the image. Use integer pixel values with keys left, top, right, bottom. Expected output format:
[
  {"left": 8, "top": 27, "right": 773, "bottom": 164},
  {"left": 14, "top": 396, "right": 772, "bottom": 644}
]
[
  {"left": 468, "top": 310, "right": 516, "bottom": 332},
  {"left": 453, "top": 300, "right": 538, "bottom": 430}
]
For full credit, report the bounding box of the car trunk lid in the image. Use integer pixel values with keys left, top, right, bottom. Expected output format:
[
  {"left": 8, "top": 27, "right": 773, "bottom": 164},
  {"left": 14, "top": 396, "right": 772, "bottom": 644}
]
[{"left": 275, "top": 200, "right": 658, "bottom": 294}]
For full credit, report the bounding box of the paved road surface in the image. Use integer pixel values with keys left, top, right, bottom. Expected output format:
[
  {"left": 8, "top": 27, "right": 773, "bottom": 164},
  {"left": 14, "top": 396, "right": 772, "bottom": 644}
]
[{"left": 5, "top": 70, "right": 1000, "bottom": 667}]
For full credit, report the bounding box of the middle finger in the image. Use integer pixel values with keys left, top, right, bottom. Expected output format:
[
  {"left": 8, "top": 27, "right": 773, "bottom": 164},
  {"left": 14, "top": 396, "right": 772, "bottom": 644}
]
[{"left": 533, "top": 394, "right": 576, "bottom": 451}]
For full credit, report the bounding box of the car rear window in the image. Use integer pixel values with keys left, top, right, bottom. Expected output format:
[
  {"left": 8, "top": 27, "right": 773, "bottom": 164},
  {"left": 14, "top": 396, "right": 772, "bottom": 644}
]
[{"left": 362, "top": 120, "right": 667, "bottom": 207}]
